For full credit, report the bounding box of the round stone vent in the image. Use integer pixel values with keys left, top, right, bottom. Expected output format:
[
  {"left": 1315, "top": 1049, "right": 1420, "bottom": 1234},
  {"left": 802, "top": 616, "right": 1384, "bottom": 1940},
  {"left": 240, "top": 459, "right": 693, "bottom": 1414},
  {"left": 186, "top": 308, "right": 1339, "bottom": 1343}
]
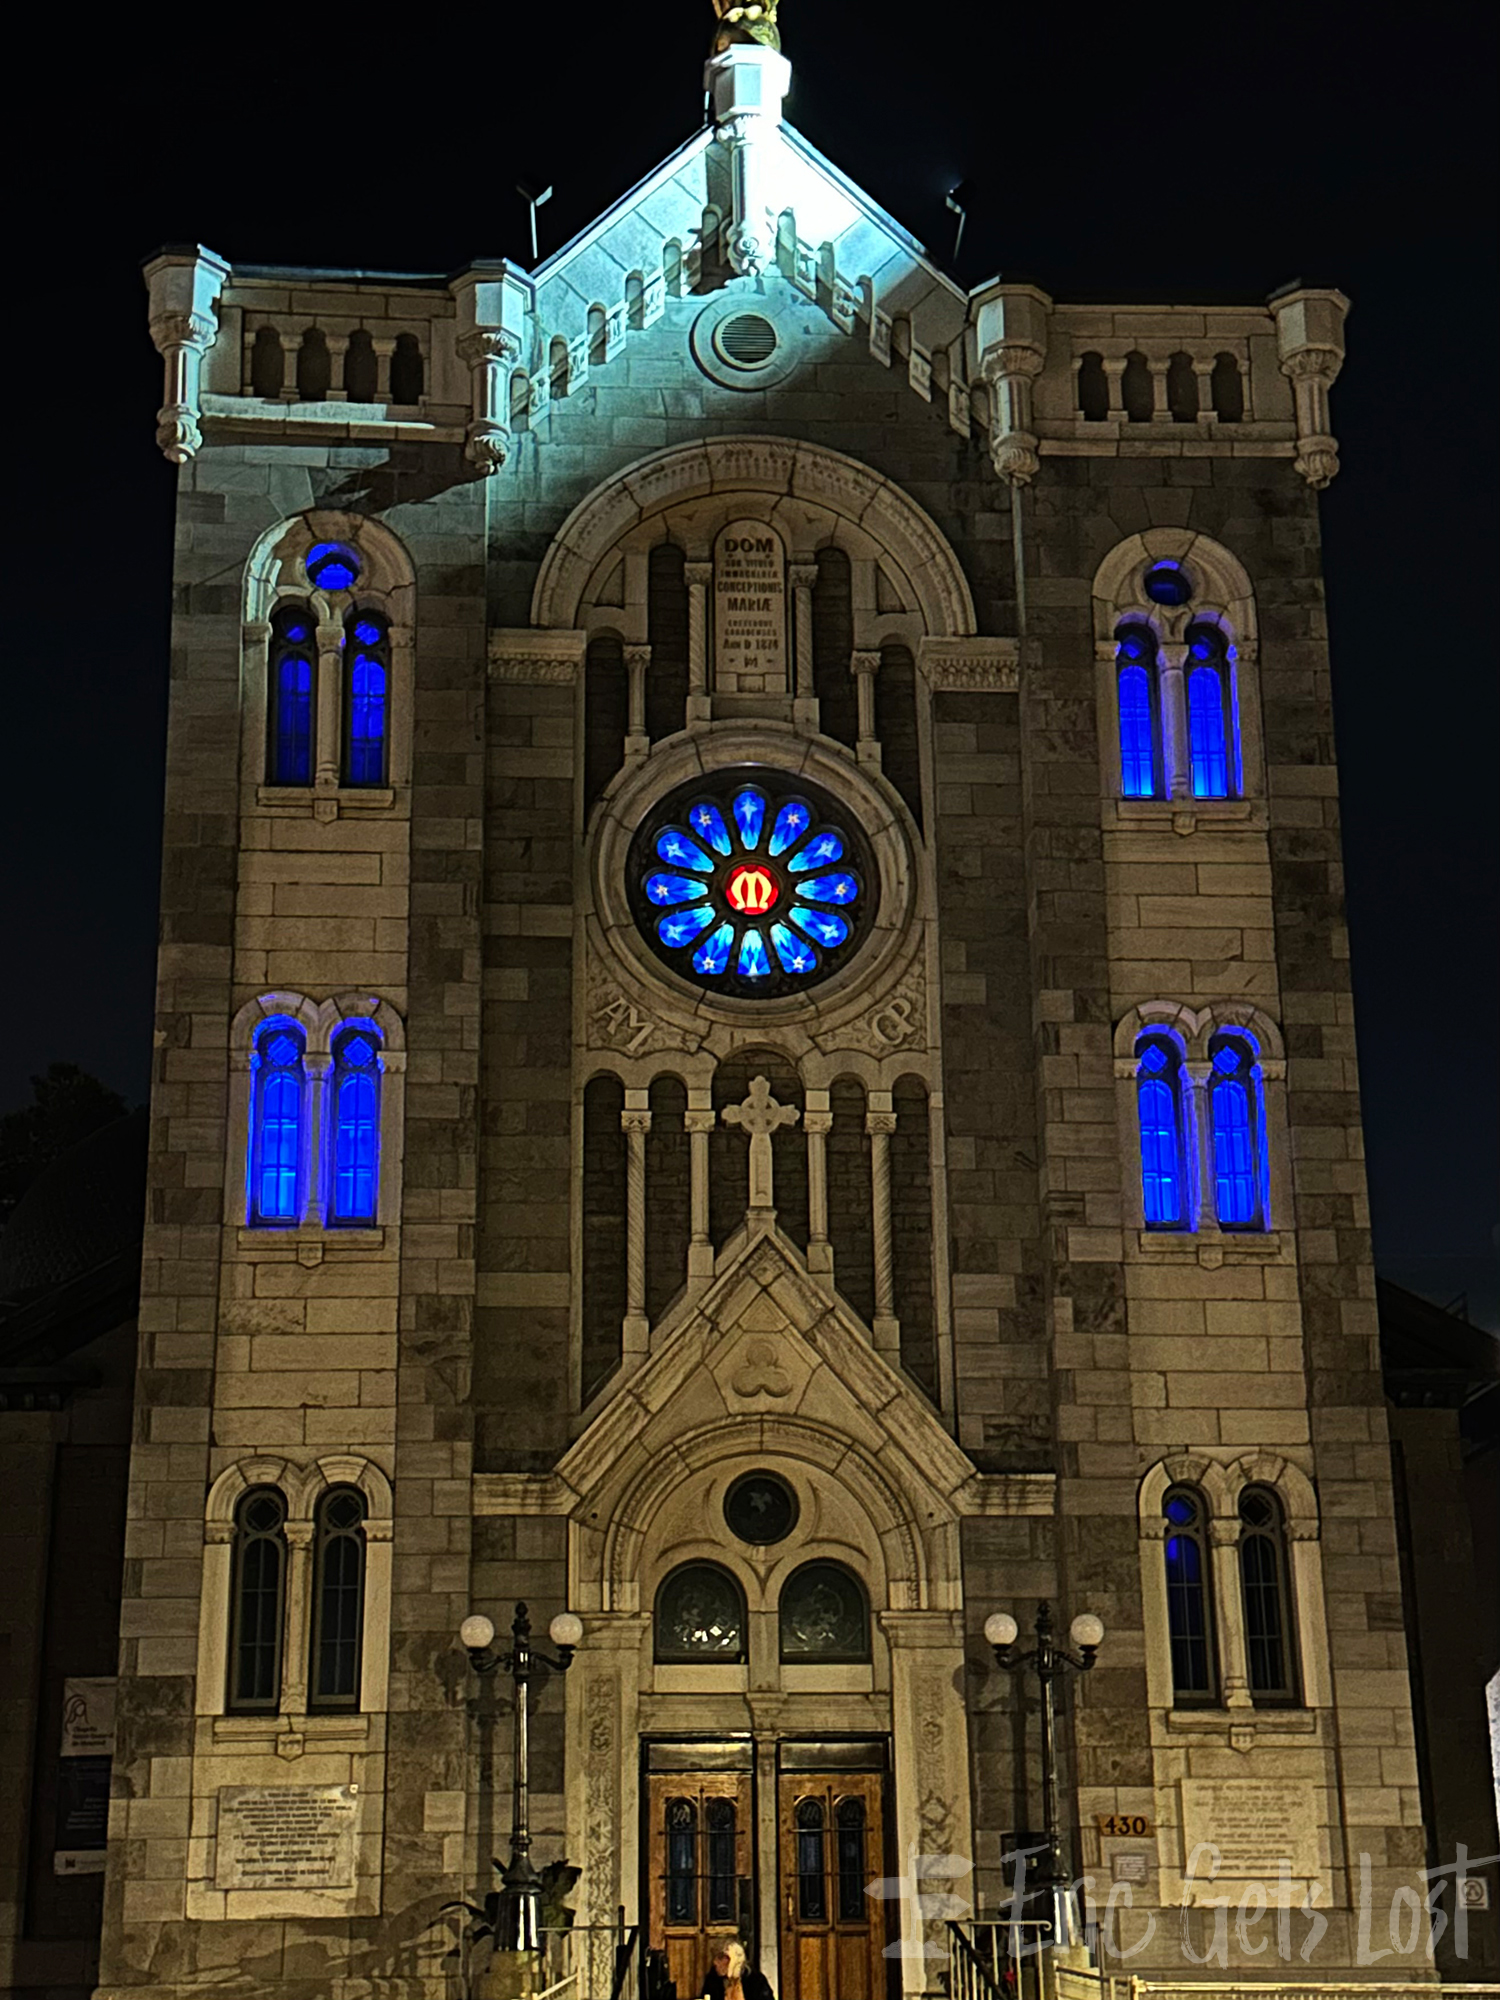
[{"left": 715, "top": 312, "right": 779, "bottom": 368}]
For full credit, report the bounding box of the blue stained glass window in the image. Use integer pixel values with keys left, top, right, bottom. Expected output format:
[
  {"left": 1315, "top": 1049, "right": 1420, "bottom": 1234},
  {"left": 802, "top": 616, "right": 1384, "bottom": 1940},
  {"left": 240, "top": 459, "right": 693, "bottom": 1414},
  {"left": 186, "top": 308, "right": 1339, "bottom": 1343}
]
[
  {"left": 352, "top": 618, "right": 381, "bottom": 645},
  {"left": 789, "top": 831, "right": 843, "bottom": 872},
  {"left": 789, "top": 906, "right": 849, "bottom": 949},
  {"left": 693, "top": 922, "right": 734, "bottom": 975},
  {"left": 1211, "top": 1041, "right": 1259, "bottom": 1228},
  {"left": 689, "top": 801, "right": 733, "bottom": 856},
  {"left": 737, "top": 929, "right": 771, "bottom": 978},
  {"left": 733, "top": 787, "right": 767, "bottom": 849},
  {"left": 646, "top": 873, "right": 710, "bottom": 906},
  {"left": 269, "top": 603, "right": 315, "bottom": 784},
  {"left": 656, "top": 828, "right": 715, "bottom": 872},
  {"left": 634, "top": 771, "right": 865, "bottom": 995},
  {"left": 307, "top": 541, "right": 361, "bottom": 591},
  {"left": 251, "top": 1024, "right": 306, "bottom": 1225},
  {"left": 768, "top": 799, "right": 810, "bottom": 856},
  {"left": 658, "top": 904, "right": 717, "bottom": 948},
  {"left": 1189, "top": 666, "right": 1229, "bottom": 797},
  {"left": 343, "top": 608, "right": 389, "bottom": 788},
  {"left": 771, "top": 923, "right": 817, "bottom": 974},
  {"left": 1136, "top": 1036, "right": 1184, "bottom": 1229},
  {"left": 330, "top": 1029, "right": 380, "bottom": 1226},
  {"left": 1119, "top": 662, "right": 1155, "bottom": 797},
  {"left": 1144, "top": 562, "right": 1192, "bottom": 607},
  {"left": 796, "top": 872, "right": 858, "bottom": 906}
]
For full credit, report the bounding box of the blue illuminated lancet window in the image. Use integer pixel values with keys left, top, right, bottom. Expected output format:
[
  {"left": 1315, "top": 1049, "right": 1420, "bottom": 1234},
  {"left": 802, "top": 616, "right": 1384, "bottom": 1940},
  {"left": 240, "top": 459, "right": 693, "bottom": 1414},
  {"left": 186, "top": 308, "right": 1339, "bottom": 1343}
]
[
  {"left": 1116, "top": 625, "right": 1160, "bottom": 798},
  {"left": 1163, "top": 1487, "right": 1217, "bottom": 1703},
  {"left": 1209, "top": 1031, "right": 1265, "bottom": 1229},
  {"left": 250, "top": 1023, "right": 307, "bottom": 1225},
  {"left": 268, "top": 605, "right": 316, "bottom": 785},
  {"left": 1186, "top": 623, "right": 1236, "bottom": 799},
  {"left": 1136, "top": 1034, "right": 1186, "bottom": 1229},
  {"left": 329, "top": 1027, "right": 381, "bottom": 1226},
  {"left": 343, "top": 611, "right": 389, "bottom": 786}
]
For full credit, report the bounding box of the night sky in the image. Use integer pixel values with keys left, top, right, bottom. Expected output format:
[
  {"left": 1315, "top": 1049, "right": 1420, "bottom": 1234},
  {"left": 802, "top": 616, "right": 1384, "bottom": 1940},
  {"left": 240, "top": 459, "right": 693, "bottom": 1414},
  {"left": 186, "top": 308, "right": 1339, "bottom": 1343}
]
[{"left": 9, "top": 1, "right": 1495, "bottom": 1325}]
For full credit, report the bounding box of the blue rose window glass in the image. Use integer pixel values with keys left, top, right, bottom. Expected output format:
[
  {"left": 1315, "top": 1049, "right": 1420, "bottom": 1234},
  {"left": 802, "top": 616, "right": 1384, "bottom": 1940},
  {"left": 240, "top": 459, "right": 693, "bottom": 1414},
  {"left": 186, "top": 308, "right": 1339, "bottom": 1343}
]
[{"left": 628, "top": 770, "right": 870, "bottom": 999}]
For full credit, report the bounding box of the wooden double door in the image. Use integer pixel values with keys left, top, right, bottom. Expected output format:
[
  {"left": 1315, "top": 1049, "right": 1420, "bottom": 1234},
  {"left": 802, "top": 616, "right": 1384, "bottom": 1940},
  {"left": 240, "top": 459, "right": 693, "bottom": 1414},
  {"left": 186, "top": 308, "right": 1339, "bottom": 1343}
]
[{"left": 646, "top": 1763, "right": 888, "bottom": 2000}]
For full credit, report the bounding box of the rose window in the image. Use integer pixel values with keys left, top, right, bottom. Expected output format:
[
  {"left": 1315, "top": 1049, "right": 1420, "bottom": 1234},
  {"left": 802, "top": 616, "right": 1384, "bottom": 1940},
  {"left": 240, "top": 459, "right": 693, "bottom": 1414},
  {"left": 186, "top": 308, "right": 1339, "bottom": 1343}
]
[{"left": 627, "top": 770, "right": 870, "bottom": 998}]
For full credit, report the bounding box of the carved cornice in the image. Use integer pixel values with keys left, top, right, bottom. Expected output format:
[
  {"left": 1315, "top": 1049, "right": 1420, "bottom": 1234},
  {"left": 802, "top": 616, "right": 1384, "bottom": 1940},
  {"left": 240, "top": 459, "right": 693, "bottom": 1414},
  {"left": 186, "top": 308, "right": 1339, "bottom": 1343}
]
[
  {"left": 487, "top": 627, "right": 587, "bottom": 684},
  {"left": 915, "top": 636, "right": 1020, "bottom": 692}
]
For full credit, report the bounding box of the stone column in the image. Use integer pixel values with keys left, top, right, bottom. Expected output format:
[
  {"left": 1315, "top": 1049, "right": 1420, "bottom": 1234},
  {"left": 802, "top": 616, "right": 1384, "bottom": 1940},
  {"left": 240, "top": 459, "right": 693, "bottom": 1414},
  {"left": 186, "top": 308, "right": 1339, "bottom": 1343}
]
[
  {"left": 850, "top": 650, "right": 881, "bottom": 764},
  {"left": 705, "top": 45, "right": 793, "bottom": 277},
  {"left": 789, "top": 561, "right": 819, "bottom": 724},
  {"left": 1102, "top": 356, "right": 1126, "bottom": 420},
  {"left": 324, "top": 331, "right": 350, "bottom": 401},
  {"left": 372, "top": 334, "right": 397, "bottom": 402},
  {"left": 565, "top": 1616, "right": 649, "bottom": 1996},
  {"left": 881, "top": 1610, "right": 976, "bottom": 2000},
  {"left": 280, "top": 1520, "right": 315, "bottom": 1716},
  {"left": 867, "top": 1104, "right": 900, "bottom": 1358},
  {"left": 622, "top": 1100, "right": 651, "bottom": 1357},
  {"left": 1270, "top": 286, "right": 1350, "bottom": 488},
  {"left": 804, "top": 1097, "right": 833, "bottom": 1284},
  {"left": 1158, "top": 640, "right": 1190, "bottom": 801},
  {"left": 143, "top": 245, "right": 229, "bottom": 464},
  {"left": 1183, "top": 1058, "right": 1216, "bottom": 1235},
  {"left": 685, "top": 561, "right": 713, "bottom": 721},
  {"left": 625, "top": 643, "right": 652, "bottom": 758},
  {"left": 1209, "top": 1519, "right": 1254, "bottom": 1710},
  {"left": 685, "top": 1105, "right": 716, "bottom": 1286},
  {"left": 303, "top": 1053, "right": 332, "bottom": 1227},
  {"left": 313, "top": 607, "right": 344, "bottom": 806}
]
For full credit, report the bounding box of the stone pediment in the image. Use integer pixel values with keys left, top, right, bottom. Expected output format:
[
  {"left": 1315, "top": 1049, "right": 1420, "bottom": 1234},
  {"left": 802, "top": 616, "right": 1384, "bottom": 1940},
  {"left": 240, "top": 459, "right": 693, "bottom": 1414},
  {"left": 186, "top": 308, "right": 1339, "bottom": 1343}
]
[{"left": 472, "top": 1223, "right": 1054, "bottom": 1535}]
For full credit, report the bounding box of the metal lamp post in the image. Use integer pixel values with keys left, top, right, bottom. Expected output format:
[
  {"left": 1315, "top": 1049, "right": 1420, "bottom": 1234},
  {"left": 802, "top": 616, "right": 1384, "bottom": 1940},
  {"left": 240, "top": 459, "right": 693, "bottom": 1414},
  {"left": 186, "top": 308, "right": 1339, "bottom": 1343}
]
[
  {"left": 459, "top": 1601, "right": 584, "bottom": 1951},
  {"left": 984, "top": 1601, "right": 1105, "bottom": 1940}
]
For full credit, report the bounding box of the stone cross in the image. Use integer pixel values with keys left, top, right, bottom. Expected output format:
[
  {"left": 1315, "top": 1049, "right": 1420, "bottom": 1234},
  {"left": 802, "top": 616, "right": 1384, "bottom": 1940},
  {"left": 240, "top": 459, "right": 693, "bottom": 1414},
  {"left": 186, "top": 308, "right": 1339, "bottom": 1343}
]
[{"left": 722, "top": 1075, "right": 799, "bottom": 1212}]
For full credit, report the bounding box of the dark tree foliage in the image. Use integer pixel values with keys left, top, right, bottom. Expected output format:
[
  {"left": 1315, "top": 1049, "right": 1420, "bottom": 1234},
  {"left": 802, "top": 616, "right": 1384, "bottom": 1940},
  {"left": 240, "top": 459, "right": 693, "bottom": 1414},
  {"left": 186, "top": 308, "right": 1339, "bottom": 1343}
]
[{"left": 0, "top": 1064, "right": 130, "bottom": 1218}]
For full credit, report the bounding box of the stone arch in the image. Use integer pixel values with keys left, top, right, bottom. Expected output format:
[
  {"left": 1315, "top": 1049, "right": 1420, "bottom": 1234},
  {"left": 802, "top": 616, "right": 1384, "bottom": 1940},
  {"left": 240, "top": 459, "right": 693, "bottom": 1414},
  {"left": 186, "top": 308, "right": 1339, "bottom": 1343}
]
[
  {"left": 1114, "top": 1000, "right": 1284, "bottom": 1068},
  {"left": 1222, "top": 1451, "right": 1320, "bottom": 1540},
  {"left": 597, "top": 1415, "right": 930, "bottom": 1615},
  {"left": 1138, "top": 1453, "right": 1235, "bottom": 1537},
  {"left": 205, "top": 1455, "right": 293, "bottom": 1536},
  {"left": 1092, "top": 527, "right": 1257, "bottom": 648},
  {"left": 532, "top": 436, "right": 976, "bottom": 639},
  {"left": 243, "top": 509, "right": 416, "bottom": 625}
]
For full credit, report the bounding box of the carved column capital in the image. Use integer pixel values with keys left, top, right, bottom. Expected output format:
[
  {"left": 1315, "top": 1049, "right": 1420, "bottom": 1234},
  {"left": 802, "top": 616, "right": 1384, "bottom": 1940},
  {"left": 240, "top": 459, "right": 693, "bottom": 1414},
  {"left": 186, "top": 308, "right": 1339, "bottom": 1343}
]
[
  {"left": 1271, "top": 286, "right": 1350, "bottom": 488},
  {"left": 142, "top": 245, "right": 230, "bottom": 464}
]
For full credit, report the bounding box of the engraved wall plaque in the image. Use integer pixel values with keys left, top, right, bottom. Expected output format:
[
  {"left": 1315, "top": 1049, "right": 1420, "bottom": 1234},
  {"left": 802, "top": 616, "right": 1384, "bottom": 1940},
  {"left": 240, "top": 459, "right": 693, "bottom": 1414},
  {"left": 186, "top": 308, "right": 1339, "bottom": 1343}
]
[
  {"left": 215, "top": 1784, "right": 358, "bottom": 1891},
  {"left": 713, "top": 519, "right": 787, "bottom": 693},
  {"left": 1179, "top": 1777, "right": 1319, "bottom": 1879}
]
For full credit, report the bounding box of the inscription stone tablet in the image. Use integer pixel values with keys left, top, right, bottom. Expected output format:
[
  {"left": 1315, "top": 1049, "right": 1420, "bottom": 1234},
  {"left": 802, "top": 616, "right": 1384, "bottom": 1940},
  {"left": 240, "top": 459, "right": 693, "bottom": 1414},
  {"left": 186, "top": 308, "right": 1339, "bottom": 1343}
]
[
  {"left": 1180, "top": 1777, "right": 1319, "bottom": 1880},
  {"left": 216, "top": 1785, "right": 358, "bottom": 1891},
  {"left": 714, "top": 519, "right": 787, "bottom": 693}
]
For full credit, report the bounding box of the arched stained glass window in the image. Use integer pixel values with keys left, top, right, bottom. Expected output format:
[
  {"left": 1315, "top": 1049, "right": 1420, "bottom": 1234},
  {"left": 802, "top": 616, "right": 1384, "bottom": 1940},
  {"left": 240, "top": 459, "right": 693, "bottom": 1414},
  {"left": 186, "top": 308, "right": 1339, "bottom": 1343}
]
[
  {"left": 705, "top": 1797, "right": 737, "bottom": 1923},
  {"left": 835, "top": 1797, "right": 867, "bottom": 1920},
  {"left": 665, "top": 1798, "right": 697, "bottom": 1924},
  {"left": 779, "top": 1562, "right": 870, "bottom": 1663},
  {"left": 250, "top": 1022, "right": 306, "bottom": 1226},
  {"left": 229, "top": 1487, "right": 287, "bottom": 1712},
  {"left": 795, "top": 1797, "right": 827, "bottom": 1921},
  {"left": 1136, "top": 1035, "right": 1186, "bottom": 1230},
  {"left": 268, "top": 603, "right": 316, "bottom": 785},
  {"left": 1239, "top": 1487, "right": 1297, "bottom": 1702},
  {"left": 654, "top": 1563, "right": 747, "bottom": 1662},
  {"left": 1186, "top": 623, "right": 1236, "bottom": 798},
  {"left": 1116, "top": 624, "right": 1160, "bottom": 798},
  {"left": 1209, "top": 1031, "right": 1265, "bottom": 1229},
  {"left": 343, "top": 610, "right": 389, "bottom": 786},
  {"left": 329, "top": 1027, "right": 381, "bottom": 1225},
  {"left": 310, "top": 1486, "right": 366, "bottom": 1709},
  {"left": 1163, "top": 1486, "right": 1216, "bottom": 1705}
]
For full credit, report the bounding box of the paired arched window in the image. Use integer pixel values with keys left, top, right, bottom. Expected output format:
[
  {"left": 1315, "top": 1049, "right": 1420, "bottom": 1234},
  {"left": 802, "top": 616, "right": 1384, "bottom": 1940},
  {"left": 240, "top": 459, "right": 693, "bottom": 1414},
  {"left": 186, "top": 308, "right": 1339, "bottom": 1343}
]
[
  {"left": 1131, "top": 1022, "right": 1271, "bottom": 1234},
  {"left": 652, "top": 1558, "right": 872, "bottom": 1665},
  {"left": 250, "top": 1022, "right": 307, "bottom": 1226},
  {"left": 247, "top": 1014, "right": 386, "bottom": 1229},
  {"left": 1136, "top": 1034, "right": 1186, "bottom": 1229},
  {"left": 227, "top": 1483, "right": 368, "bottom": 1713},
  {"left": 1111, "top": 575, "right": 1242, "bottom": 802},
  {"left": 1159, "top": 1482, "right": 1298, "bottom": 1710},
  {"left": 1209, "top": 1030, "right": 1267, "bottom": 1230}
]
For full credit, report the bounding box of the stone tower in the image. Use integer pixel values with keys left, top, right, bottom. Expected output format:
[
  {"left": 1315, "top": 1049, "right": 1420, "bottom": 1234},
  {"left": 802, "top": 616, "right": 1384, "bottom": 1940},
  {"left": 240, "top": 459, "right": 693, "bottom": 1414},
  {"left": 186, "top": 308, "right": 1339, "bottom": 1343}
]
[{"left": 103, "top": 23, "right": 1458, "bottom": 2000}]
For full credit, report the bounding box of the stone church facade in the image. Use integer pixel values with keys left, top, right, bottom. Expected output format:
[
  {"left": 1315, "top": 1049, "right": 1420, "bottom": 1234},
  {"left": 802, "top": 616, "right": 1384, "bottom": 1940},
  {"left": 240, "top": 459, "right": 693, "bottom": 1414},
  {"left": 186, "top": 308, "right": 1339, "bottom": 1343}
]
[{"left": 97, "top": 26, "right": 1470, "bottom": 2000}]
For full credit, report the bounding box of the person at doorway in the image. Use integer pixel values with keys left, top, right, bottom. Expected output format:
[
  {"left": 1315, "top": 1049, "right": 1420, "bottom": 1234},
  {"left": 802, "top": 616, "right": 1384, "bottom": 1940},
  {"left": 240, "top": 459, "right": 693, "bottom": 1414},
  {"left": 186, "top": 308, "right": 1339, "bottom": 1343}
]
[{"left": 704, "top": 1941, "right": 773, "bottom": 2000}]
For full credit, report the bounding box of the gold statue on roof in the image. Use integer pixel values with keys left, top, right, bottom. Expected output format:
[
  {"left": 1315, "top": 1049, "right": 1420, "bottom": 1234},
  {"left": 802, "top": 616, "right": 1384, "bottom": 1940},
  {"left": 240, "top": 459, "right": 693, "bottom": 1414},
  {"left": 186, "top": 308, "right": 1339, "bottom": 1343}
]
[{"left": 712, "top": 0, "right": 780, "bottom": 53}]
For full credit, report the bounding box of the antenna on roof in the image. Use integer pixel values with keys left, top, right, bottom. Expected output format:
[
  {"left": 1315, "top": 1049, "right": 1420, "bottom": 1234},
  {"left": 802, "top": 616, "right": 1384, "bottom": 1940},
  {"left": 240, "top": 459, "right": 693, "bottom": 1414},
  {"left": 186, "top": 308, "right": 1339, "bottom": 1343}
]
[
  {"left": 517, "top": 183, "right": 554, "bottom": 265},
  {"left": 945, "top": 183, "right": 970, "bottom": 266}
]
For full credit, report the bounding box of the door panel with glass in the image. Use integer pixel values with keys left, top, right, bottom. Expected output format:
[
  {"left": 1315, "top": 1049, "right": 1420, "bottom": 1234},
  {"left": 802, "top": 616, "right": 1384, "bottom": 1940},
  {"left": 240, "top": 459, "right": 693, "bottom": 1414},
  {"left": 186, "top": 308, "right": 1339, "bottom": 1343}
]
[
  {"left": 777, "top": 1773, "right": 887, "bottom": 2000},
  {"left": 647, "top": 1772, "right": 754, "bottom": 2000}
]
